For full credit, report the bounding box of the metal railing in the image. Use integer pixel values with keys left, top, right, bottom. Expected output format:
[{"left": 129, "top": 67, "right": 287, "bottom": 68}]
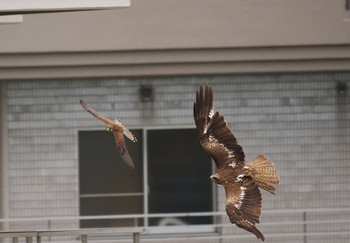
[
  {"left": 0, "top": 228, "right": 143, "bottom": 243},
  {"left": 0, "top": 208, "right": 349, "bottom": 242}
]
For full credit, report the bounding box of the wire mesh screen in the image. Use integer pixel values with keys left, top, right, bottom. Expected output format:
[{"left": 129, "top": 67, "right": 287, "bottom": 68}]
[{"left": 1, "top": 73, "right": 350, "bottom": 242}]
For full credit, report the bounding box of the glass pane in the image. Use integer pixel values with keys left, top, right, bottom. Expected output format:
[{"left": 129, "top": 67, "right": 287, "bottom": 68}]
[
  {"left": 148, "top": 128, "right": 213, "bottom": 226},
  {"left": 80, "top": 196, "right": 143, "bottom": 228},
  {"left": 79, "top": 130, "right": 143, "bottom": 194}
]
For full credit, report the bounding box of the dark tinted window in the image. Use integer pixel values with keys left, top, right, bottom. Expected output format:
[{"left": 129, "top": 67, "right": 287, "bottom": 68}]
[
  {"left": 79, "top": 130, "right": 143, "bottom": 228},
  {"left": 147, "top": 129, "right": 213, "bottom": 226}
]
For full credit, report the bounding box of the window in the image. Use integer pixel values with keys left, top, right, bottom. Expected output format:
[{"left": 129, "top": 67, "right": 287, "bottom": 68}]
[
  {"left": 147, "top": 129, "right": 213, "bottom": 227},
  {"left": 79, "top": 130, "right": 144, "bottom": 228},
  {"left": 79, "top": 128, "right": 213, "bottom": 231}
]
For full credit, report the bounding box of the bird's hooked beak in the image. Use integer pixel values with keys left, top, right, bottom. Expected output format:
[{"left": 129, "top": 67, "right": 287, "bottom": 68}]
[{"left": 210, "top": 175, "right": 221, "bottom": 184}]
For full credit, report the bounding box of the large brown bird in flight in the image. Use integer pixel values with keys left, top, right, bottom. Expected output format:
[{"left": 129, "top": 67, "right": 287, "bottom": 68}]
[
  {"left": 193, "top": 85, "right": 279, "bottom": 241},
  {"left": 80, "top": 99, "right": 137, "bottom": 169}
]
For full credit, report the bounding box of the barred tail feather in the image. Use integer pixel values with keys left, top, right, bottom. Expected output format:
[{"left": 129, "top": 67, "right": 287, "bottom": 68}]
[{"left": 246, "top": 155, "right": 280, "bottom": 195}]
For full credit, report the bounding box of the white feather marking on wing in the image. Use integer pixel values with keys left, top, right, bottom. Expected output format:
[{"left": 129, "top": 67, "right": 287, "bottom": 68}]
[
  {"left": 228, "top": 162, "right": 235, "bottom": 168},
  {"left": 208, "top": 136, "right": 236, "bottom": 162},
  {"left": 208, "top": 135, "right": 218, "bottom": 148},
  {"left": 208, "top": 135, "right": 216, "bottom": 142},
  {"left": 226, "top": 147, "right": 235, "bottom": 160},
  {"left": 203, "top": 109, "right": 215, "bottom": 134},
  {"left": 234, "top": 186, "right": 246, "bottom": 209},
  {"left": 209, "top": 109, "right": 214, "bottom": 118},
  {"left": 235, "top": 174, "right": 244, "bottom": 182}
]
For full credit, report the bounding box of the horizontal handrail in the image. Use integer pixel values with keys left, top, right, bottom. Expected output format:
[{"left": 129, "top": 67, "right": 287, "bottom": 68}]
[
  {"left": 144, "top": 219, "right": 350, "bottom": 229},
  {"left": 139, "top": 231, "right": 350, "bottom": 242},
  {"left": 0, "top": 207, "right": 348, "bottom": 223},
  {"left": 0, "top": 228, "right": 144, "bottom": 243},
  {"left": 0, "top": 208, "right": 349, "bottom": 242},
  {"left": 37, "top": 227, "right": 144, "bottom": 236}
]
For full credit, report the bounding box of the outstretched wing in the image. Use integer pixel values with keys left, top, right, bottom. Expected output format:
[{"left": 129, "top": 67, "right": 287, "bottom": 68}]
[
  {"left": 80, "top": 99, "right": 114, "bottom": 125},
  {"left": 193, "top": 85, "right": 245, "bottom": 169},
  {"left": 80, "top": 99, "right": 100, "bottom": 119},
  {"left": 113, "top": 131, "right": 135, "bottom": 169},
  {"left": 224, "top": 178, "right": 264, "bottom": 241}
]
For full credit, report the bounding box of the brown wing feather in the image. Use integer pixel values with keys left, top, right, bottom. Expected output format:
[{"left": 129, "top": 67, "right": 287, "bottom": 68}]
[
  {"left": 224, "top": 179, "right": 264, "bottom": 241},
  {"left": 80, "top": 99, "right": 114, "bottom": 125},
  {"left": 113, "top": 131, "right": 135, "bottom": 169},
  {"left": 193, "top": 85, "right": 245, "bottom": 169},
  {"left": 80, "top": 99, "right": 101, "bottom": 119}
]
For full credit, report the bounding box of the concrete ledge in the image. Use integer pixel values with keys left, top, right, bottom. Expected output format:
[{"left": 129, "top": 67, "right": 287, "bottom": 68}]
[
  {"left": 0, "top": 45, "right": 350, "bottom": 79},
  {"left": 0, "top": 0, "right": 130, "bottom": 15}
]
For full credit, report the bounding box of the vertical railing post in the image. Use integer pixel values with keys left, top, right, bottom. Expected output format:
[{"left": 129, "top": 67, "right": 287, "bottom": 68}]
[
  {"left": 37, "top": 236, "right": 41, "bottom": 243},
  {"left": 303, "top": 211, "right": 307, "bottom": 243},
  {"left": 12, "top": 237, "right": 18, "bottom": 243},
  {"left": 25, "top": 237, "right": 32, "bottom": 243},
  {"left": 81, "top": 234, "right": 87, "bottom": 243},
  {"left": 47, "top": 220, "right": 52, "bottom": 242},
  {"left": 133, "top": 233, "right": 140, "bottom": 243}
]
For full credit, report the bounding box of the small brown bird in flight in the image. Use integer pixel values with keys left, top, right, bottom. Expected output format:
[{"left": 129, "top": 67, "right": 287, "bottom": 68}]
[
  {"left": 80, "top": 99, "right": 137, "bottom": 169},
  {"left": 193, "top": 85, "right": 279, "bottom": 241}
]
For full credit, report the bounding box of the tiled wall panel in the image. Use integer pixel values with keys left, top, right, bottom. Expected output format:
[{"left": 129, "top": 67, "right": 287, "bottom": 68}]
[{"left": 5, "top": 73, "right": 350, "bottom": 241}]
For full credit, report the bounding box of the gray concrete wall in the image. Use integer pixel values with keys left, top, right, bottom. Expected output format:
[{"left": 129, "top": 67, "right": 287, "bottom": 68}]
[
  {"left": 3, "top": 73, "right": 350, "bottom": 241},
  {"left": 0, "top": 0, "right": 349, "bottom": 52}
]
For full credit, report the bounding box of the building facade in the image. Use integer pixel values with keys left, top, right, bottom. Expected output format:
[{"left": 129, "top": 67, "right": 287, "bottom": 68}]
[{"left": 0, "top": 0, "right": 350, "bottom": 242}]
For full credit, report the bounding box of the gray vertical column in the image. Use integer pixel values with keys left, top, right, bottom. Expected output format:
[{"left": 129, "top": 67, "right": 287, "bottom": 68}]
[
  {"left": 0, "top": 82, "right": 9, "bottom": 232},
  {"left": 142, "top": 129, "right": 148, "bottom": 229}
]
